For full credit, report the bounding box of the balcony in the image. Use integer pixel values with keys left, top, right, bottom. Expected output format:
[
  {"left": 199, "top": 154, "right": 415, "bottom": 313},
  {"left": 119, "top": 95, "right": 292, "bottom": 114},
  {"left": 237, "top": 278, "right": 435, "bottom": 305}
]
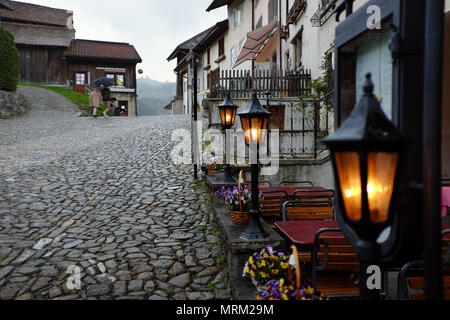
[
  {"left": 310, "top": 0, "right": 337, "bottom": 27},
  {"left": 287, "top": 0, "right": 307, "bottom": 25},
  {"left": 208, "top": 69, "right": 312, "bottom": 99}
]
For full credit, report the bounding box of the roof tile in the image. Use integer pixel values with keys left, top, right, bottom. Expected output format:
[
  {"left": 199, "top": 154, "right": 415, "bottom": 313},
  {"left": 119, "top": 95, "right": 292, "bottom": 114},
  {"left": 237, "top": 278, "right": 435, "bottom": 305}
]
[
  {"left": 0, "top": 0, "right": 72, "bottom": 27},
  {"left": 64, "top": 39, "right": 142, "bottom": 62}
]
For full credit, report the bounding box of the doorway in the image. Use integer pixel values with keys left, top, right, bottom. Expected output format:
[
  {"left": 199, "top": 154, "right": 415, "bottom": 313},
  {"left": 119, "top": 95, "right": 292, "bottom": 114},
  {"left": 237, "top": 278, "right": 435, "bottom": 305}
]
[
  {"left": 75, "top": 72, "right": 86, "bottom": 93},
  {"left": 119, "top": 101, "right": 128, "bottom": 117}
]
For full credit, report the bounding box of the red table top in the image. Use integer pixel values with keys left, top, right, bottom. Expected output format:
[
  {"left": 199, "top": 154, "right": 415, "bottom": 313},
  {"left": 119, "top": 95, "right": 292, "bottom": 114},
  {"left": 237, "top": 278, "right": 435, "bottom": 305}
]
[
  {"left": 443, "top": 187, "right": 450, "bottom": 206},
  {"left": 275, "top": 220, "right": 341, "bottom": 245},
  {"left": 275, "top": 221, "right": 450, "bottom": 244}
]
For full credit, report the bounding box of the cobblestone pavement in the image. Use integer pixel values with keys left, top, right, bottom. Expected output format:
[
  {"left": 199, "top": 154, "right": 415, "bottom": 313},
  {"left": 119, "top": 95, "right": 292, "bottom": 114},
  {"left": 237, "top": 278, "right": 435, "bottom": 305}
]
[{"left": 0, "top": 87, "right": 231, "bottom": 300}]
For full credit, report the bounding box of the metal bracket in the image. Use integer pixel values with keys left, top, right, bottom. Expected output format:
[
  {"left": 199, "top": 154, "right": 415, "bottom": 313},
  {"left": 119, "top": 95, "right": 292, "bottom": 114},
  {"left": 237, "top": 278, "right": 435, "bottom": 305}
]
[{"left": 389, "top": 29, "right": 419, "bottom": 60}]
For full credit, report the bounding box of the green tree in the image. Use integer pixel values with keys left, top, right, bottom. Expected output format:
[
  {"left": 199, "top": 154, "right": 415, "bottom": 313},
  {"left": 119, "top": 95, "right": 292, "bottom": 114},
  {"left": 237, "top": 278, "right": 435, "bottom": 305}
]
[{"left": 0, "top": 26, "right": 19, "bottom": 92}]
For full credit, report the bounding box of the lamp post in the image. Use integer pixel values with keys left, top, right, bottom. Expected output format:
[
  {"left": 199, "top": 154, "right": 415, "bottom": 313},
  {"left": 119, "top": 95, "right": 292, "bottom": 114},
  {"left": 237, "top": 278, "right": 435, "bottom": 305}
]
[
  {"left": 218, "top": 92, "right": 239, "bottom": 183},
  {"left": 238, "top": 92, "right": 272, "bottom": 240},
  {"left": 322, "top": 74, "right": 407, "bottom": 300}
]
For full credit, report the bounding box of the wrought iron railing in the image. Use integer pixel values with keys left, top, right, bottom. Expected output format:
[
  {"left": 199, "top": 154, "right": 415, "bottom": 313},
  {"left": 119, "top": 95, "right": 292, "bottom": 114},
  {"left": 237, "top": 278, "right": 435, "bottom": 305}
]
[
  {"left": 311, "top": 0, "right": 337, "bottom": 27},
  {"left": 264, "top": 92, "right": 335, "bottom": 159}
]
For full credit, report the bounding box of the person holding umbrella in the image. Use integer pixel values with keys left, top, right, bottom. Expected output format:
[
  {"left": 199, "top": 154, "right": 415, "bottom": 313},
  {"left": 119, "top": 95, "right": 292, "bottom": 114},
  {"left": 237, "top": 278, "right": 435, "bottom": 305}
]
[
  {"left": 101, "top": 87, "right": 111, "bottom": 118},
  {"left": 89, "top": 86, "right": 101, "bottom": 118},
  {"left": 93, "top": 77, "right": 115, "bottom": 118}
]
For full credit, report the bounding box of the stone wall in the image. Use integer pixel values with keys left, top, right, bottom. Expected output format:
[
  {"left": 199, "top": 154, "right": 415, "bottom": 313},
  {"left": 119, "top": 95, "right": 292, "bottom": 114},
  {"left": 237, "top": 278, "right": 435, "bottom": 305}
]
[{"left": 0, "top": 90, "right": 31, "bottom": 119}]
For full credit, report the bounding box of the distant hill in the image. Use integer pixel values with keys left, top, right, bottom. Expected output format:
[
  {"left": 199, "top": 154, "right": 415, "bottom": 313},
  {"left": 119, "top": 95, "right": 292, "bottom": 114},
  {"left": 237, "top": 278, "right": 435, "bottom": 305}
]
[{"left": 137, "top": 77, "right": 175, "bottom": 116}]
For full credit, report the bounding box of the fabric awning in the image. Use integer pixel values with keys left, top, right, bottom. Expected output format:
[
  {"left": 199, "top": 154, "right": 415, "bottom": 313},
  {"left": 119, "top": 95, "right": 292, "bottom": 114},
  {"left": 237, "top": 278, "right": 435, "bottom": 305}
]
[{"left": 233, "top": 21, "right": 278, "bottom": 69}]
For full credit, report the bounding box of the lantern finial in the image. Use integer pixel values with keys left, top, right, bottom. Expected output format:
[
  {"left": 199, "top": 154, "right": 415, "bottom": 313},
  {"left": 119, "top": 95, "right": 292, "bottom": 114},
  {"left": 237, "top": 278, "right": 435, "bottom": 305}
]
[{"left": 364, "top": 73, "right": 374, "bottom": 94}]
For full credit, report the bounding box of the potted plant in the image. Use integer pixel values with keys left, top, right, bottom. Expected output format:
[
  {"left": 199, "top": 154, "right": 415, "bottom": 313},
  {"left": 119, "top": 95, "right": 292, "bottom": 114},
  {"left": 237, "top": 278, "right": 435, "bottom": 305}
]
[
  {"left": 204, "top": 156, "right": 224, "bottom": 175},
  {"left": 242, "top": 247, "right": 291, "bottom": 290},
  {"left": 214, "top": 185, "right": 264, "bottom": 225},
  {"left": 257, "top": 280, "right": 328, "bottom": 301}
]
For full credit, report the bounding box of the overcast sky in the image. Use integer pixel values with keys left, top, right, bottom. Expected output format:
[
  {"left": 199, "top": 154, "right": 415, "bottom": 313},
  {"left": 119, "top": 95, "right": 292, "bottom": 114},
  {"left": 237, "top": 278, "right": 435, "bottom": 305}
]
[{"left": 18, "top": 0, "right": 227, "bottom": 83}]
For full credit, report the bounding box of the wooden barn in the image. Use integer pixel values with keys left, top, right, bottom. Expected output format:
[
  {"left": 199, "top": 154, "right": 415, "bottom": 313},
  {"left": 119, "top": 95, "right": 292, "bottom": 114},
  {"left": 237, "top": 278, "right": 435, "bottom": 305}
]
[
  {"left": 64, "top": 39, "right": 142, "bottom": 116},
  {"left": 0, "top": 0, "right": 75, "bottom": 85},
  {"left": 0, "top": 1, "right": 143, "bottom": 117}
]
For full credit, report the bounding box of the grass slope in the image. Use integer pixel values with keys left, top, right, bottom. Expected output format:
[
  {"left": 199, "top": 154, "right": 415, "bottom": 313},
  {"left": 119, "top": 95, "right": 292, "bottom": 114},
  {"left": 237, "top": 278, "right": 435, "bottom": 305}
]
[{"left": 18, "top": 83, "right": 105, "bottom": 117}]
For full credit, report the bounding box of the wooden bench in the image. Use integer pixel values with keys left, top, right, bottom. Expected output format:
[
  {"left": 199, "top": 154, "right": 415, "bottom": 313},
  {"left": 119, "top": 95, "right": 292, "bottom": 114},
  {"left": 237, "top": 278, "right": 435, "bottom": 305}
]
[
  {"left": 281, "top": 190, "right": 335, "bottom": 222},
  {"left": 260, "top": 183, "right": 317, "bottom": 225},
  {"left": 398, "top": 261, "right": 450, "bottom": 300},
  {"left": 290, "top": 228, "right": 360, "bottom": 299},
  {"left": 261, "top": 190, "right": 289, "bottom": 225},
  {"left": 307, "top": 228, "right": 360, "bottom": 299},
  {"left": 280, "top": 181, "right": 314, "bottom": 188},
  {"left": 398, "top": 229, "right": 450, "bottom": 300}
]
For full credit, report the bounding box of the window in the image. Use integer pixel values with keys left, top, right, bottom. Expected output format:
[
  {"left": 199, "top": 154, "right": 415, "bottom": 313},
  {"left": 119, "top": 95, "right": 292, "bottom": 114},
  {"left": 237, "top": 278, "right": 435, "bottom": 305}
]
[
  {"left": 76, "top": 73, "right": 85, "bottom": 85},
  {"left": 255, "top": 16, "right": 263, "bottom": 29},
  {"left": 239, "top": 38, "right": 246, "bottom": 51},
  {"left": 218, "top": 38, "right": 225, "bottom": 57},
  {"left": 267, "top": 105, "right": 285, "bottom": 130},
  {"left": 271, "top": 51, "right": 278, "bottom": 71},
  {"left": 207, "top": 48, "right": 211, "bottom": 65},
  {"left": 116, "top": 74, "right": 124, "bottom": 86},
  {"left": 230, "top": 46, "right": 237, "bottom": 68},
  {"left": 268, "top": 0, "right": 278, "bottom": 23},
  {"left": 106, "top": 73, "right": 125, "bottom": 87},
  {"left": 234, "top": 3, "right": 243, "bottom": 28},
  {"left": 208, "top": 68, "right": 220, "bottom": 89},
  {"left": 293, "top": 29, "right": 303, "bottom": 69}
]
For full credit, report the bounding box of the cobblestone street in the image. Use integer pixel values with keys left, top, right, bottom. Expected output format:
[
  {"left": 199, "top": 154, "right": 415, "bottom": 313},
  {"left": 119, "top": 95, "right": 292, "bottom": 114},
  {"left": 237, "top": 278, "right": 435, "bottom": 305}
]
[{"left": 0, "top": 87, "right": 231, "bottom": 300}]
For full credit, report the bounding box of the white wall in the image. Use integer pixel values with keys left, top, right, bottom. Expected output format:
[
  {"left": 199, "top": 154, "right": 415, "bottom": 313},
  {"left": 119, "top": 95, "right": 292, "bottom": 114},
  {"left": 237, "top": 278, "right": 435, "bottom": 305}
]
[
  {"left": 227, "top": 0, "right": 252, "bottom": 70},
  {"left": 281, "top": 0, "right": 368, "bottom": 80},
  {"left": 254, "top": 0, "right": 269, "bottom": 27}
]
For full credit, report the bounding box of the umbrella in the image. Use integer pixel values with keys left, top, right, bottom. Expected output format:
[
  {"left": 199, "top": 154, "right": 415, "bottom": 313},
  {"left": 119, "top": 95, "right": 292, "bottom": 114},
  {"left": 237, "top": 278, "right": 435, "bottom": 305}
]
[{"left": 93, "top": 77, "right": 115, "bottom": 88}]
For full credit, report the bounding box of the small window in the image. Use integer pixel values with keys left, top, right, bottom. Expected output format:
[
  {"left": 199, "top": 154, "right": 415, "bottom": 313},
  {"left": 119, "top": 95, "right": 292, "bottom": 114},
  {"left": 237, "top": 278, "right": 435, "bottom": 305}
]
[
  {"left": 218, "top": 38, "right": 225, "bottom": 57},
  {"left": 76, "top": 73, "right": 85, "bottom": 85},
  {"left": 210, "top": 68, "right": 220, "bottom": 88},
  {"left": 268, "top": 0, "right": 278, "bottom": 23},
  {"left": 294, "top": 29, "right": 303, "bottom": 69},
  {"left": 106, "top": 73, "right": 125, "bottom": 87},
  {"left": 230, "top": 46, "right": 237, "bottom": 68},
  {"left": 255, "top": 16, "right": 263, "bottom": 29},
  {"left": 116, "top": 74, "right": 124, "bottom": 86},
  {"left": 207, "top": 48, "right": 211, "bottom": 65},
  {"left": 239, "top": 38, "right": 246, "bottom": 51},
  {"left": 234, "top": 3, "right": 243, "bottom": 28},
  {"left": 267, "top": 105, "right": 285, "bottom": 130}
]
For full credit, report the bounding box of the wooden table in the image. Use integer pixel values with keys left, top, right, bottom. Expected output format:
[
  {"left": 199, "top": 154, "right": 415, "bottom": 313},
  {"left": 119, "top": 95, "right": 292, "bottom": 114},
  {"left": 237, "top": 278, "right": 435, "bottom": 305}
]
[{"left": 274, "top": 220, "right": 342, "bottom": 245}]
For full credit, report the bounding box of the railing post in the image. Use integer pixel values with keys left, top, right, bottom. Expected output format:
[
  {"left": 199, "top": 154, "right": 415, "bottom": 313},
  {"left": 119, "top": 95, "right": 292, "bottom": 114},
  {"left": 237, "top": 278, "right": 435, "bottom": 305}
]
[{"left": 314, "top": 99, "right": 319, "bottom": 159}]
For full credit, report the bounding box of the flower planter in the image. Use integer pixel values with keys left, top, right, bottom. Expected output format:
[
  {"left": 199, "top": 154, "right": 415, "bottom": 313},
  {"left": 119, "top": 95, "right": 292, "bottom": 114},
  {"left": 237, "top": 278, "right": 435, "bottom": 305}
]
[
  {"left": 252, "top": 278, "right": 268, "bottom": 293},
  {"left": 229, "top": 210, "right": 250, "bottom": 225}
]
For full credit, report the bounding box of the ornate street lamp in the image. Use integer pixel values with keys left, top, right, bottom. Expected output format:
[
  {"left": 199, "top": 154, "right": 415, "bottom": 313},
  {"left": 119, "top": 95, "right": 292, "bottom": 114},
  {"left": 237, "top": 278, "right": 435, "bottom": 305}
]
[
  {"left": 218, "top": 93, "right": 239, "bottom": 183},
  {"left": 322, "top": 74, "right": 407, "bottom": 300},
  {"left": 238, "top": 92, "right": 271, "bottom": 240}
]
